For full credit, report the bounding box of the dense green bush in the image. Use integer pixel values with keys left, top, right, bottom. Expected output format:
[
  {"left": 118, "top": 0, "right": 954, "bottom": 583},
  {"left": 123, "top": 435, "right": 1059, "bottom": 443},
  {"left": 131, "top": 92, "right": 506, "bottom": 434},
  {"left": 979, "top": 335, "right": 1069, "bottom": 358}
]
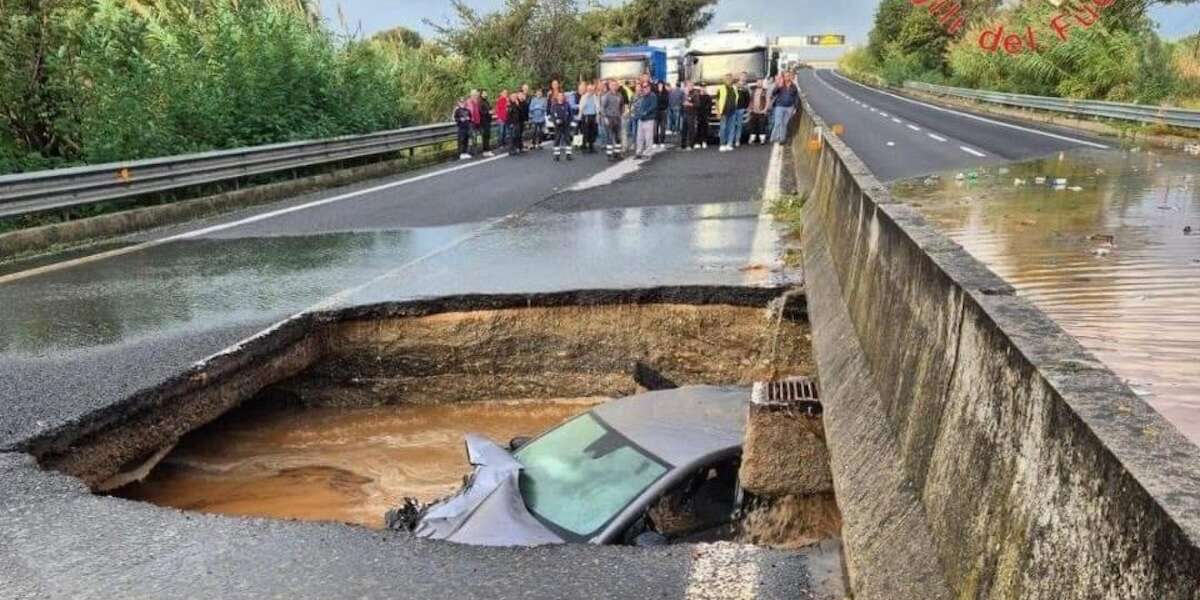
[
  {"left": 858, "top": 0, "right": 1198, "bottom": 106},
  {"left": 0, "top": 0, "right": 530, "bottom": 174}
]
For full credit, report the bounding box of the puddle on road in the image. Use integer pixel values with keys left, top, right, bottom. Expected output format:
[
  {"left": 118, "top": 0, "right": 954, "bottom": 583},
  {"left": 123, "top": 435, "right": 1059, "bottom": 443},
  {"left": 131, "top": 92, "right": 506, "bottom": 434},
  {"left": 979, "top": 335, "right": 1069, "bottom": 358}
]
[
  {"left": 116, "top": 399, "right": 600, "bottom": 528},
  {"left": 893, "top": 148, "right": 1200, "bottom": 442}
]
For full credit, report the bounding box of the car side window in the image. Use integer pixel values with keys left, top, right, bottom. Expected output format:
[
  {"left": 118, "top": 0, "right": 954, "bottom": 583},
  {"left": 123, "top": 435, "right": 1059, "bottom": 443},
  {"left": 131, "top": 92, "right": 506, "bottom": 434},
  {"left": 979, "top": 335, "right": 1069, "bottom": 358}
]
[{"left": 643, "top": 456, "right": 741, "bottom": 541}]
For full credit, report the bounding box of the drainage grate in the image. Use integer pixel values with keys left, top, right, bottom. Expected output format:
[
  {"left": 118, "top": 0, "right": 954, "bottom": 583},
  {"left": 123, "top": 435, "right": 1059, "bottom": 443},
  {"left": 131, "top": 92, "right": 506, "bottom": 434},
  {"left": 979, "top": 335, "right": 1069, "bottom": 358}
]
[{"left": 751, "top": 377, "right": 822, "bottom": 416}]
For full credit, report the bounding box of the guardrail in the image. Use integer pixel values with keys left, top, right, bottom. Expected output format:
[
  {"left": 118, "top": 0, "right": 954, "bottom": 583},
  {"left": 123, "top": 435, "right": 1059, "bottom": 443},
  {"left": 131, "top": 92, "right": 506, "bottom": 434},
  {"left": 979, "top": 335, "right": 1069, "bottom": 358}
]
[
  {"left": 0, "top": 122, "right": 462, "bottom": 219},
  {"left": 904, "top": 80, "right": 1200, "bottom": 130}
]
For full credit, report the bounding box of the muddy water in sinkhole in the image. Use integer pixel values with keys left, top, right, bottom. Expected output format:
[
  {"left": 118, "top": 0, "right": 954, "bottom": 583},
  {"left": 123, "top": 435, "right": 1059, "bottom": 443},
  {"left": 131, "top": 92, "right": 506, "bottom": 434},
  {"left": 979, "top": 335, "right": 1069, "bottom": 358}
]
[
  {"left": 116, "top": 399, "right": 600, "bottom": 528},
  {"left": 893, "top": 148, "right": 1200, "bottom": 443}
]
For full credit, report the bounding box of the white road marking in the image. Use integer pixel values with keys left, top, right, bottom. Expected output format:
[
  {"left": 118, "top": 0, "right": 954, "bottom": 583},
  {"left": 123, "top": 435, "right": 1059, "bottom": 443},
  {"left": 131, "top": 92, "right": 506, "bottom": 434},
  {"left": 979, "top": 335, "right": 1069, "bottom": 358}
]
[
  {"left": 960, "top": 145, "right": 987, "bottom": 157},
  {"left": 568, "top": 146, "right": 665, "bottom": 191},
  {"left": 907, "top": 124, "right": 921, "bottom": 132},
  {"left": 879, "top": 111, "right": 889, "bottom": 117},
  {"left": 685, "top": 543, "right": 763, "bottom": 600},
  {"left": 887, "top": 141, "right": 896, "bottom": 147},
  {"left": 763, "top": 142, "right": 785, "bottom": 202},
  {"left": 891, "top": 118, "right": 902, "bottom": 124},
  {"left": 825, "top": 70, "right": 1110, "bottom": 150},
  {"left": 928, "top": 133, "right": 948, "bottom": 142},
  {"left": 0, "top": 153, "right": 510, "bottom": 285}
]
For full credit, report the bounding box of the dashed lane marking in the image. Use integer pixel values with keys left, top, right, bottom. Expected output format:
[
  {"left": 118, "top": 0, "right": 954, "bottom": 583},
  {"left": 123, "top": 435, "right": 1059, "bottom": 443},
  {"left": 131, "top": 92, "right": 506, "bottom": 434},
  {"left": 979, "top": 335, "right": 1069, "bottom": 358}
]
[
  {"left": 960, "top": 145, "right": 987, "bottom": 157},
  {"left": 907, "top": 124, "right": 921, "bottom": 131},
  {"left": 824, "top": 70, "right": 1109, "bottom": 150},
  {"left": 928, "top": 133, "right": 948, "bottom": 142}
]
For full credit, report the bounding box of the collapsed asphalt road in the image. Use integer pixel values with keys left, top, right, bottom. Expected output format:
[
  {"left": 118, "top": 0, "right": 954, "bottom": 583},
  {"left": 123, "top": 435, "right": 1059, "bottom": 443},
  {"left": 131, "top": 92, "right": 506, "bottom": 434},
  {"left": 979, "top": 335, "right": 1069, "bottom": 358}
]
[
  {"left": 0, "top": 141, "right": 847, "bottom": 598},
  {"left": 0, "top": 452, "right": 824, "bottom": 599}
]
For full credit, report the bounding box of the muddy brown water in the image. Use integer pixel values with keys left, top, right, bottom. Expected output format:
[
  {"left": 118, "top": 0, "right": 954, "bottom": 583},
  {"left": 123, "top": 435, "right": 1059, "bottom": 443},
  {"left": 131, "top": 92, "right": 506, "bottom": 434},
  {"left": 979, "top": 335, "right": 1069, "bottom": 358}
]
[
  {"left": 893, "top": 149, "right": 1200, "bottom": 443},
  {"left": 116, "top": 399, "right": 601, "bottom": 528}
]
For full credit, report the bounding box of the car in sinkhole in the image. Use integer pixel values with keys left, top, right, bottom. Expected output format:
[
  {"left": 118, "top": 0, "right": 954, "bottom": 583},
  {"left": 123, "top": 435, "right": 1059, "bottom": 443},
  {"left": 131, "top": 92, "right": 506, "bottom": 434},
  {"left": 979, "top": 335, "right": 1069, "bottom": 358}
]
[{"left": 385, "top": 385, "right": 753, "bottom": 546}]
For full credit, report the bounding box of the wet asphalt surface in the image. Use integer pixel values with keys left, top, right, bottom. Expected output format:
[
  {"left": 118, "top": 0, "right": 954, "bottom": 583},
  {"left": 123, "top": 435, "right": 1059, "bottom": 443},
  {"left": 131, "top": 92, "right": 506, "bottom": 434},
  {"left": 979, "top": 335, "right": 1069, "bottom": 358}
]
[
  {"left": 797, "top": 69, "right": 1110, "bottom": 181},
  {"left": 0, "top": 145, "right": 779, "bottom": 450},
  {"left": 0, "top": 143, "right": 827, "bottom": 599}
]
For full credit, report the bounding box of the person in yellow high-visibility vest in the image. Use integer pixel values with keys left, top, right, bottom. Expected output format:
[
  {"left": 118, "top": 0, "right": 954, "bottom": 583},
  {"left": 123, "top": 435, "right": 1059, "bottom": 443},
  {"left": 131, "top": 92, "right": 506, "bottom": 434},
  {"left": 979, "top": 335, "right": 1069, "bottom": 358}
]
[{"left": 716, "top": 74, "right": 740, "bottom": 152}]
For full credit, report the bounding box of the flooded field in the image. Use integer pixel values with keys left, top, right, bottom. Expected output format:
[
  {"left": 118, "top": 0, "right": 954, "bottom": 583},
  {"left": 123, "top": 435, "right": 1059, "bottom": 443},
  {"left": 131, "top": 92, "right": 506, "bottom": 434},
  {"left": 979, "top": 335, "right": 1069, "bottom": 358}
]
[
  {"left": 893, "top": 148, "right": 1200, "bottom": 443},
  {"left": 116, "top": 399, "right": 600, "bottom": 528}
]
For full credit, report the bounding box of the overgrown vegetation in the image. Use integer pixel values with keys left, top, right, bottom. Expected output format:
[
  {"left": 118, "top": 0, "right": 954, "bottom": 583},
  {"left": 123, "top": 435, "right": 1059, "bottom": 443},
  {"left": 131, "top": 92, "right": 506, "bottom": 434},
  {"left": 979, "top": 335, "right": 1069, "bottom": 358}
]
[
  {"left": 843, "top": 0, "right": 1200, "bottom": 107},
  {"left": 0, "top": 0, "right": 715, "bottom": 175}
]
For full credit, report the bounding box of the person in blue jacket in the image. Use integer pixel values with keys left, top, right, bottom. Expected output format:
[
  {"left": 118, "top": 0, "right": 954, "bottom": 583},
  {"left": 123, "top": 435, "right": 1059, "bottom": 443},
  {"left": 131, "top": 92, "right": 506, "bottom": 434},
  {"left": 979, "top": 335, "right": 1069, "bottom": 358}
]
[{"left": 529, "top": 89, "right": 548, "bottom": 150}]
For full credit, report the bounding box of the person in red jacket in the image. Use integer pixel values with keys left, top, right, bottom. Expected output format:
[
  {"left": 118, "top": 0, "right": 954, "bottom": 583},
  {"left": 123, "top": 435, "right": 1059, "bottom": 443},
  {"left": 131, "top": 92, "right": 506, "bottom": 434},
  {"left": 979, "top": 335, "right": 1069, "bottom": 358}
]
[{"left": 496, "top": 90, "right": 510, "bottom": 148}]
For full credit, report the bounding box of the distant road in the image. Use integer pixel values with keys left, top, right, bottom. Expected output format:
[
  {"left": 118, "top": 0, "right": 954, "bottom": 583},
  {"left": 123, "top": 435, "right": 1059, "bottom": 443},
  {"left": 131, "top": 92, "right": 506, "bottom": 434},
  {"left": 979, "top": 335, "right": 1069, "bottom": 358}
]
[{"left": 797, "top": 69, "right": 1110, "bottom": 181}]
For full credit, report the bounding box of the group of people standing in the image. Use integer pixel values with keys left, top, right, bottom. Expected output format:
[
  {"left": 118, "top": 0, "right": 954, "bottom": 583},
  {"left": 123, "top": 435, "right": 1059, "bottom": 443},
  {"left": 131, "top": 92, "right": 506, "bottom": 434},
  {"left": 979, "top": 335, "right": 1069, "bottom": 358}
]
[{"left": 453, "top": 69, "right": 801, "bottom": 163}]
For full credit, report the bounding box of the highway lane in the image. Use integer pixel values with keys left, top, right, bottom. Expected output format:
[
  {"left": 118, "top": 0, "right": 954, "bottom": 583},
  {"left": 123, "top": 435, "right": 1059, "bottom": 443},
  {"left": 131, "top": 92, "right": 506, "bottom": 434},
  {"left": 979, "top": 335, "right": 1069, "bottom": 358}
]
[
  {"left": 0, "top": 144, "right": 782, "bottom": 450},
  {"left": 797, "top": 69, "right": 1109, "bottom": 181}
]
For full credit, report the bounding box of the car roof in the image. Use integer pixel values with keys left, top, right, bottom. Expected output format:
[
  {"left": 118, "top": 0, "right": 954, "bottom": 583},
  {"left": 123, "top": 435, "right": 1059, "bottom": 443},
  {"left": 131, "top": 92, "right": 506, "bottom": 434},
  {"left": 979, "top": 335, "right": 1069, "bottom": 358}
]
[{"left": 591, "top": 385, "right": 749, "bottom": 467}]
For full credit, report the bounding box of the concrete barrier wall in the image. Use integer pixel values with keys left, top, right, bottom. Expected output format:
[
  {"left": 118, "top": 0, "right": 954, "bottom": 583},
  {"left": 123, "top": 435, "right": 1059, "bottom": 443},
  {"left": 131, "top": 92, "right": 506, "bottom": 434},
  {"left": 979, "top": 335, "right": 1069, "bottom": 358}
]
[{"left": 792, "top": 93, "right": 1200, "bottom": 598}]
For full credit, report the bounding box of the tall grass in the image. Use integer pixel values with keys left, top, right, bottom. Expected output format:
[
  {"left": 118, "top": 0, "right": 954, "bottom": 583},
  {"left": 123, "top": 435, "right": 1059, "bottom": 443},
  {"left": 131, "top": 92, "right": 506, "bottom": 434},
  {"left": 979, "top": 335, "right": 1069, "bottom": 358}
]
[{"left": 0, "top": 0, "right": 528, "bottom": 175}]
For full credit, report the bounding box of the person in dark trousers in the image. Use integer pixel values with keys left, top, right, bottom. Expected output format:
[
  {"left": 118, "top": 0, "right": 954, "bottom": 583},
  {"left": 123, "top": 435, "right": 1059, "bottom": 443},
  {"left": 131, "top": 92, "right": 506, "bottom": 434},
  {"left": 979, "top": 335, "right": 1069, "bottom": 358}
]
[
  {"left": 454, "top": 98, "right": 473, "bottom": 160},
  {"left": 679, "top": 81, "right": 698, "bottom": 151},
  {"left": 601, "top": 79, "right": 624, "bottom": 161},
  {"left": 654, "top": 81, "right": 669, "bottom": 147},
  {"left": 529, "top": 89, "right": 548, "bottom": 150},
  {"left": 694, "top": 85, "right": 713, "bottom": 149},
  {"left": 550, "top": 92, "right": 574, "bottom": 161},
  {"left": 579, "top": 82, "right": 600, "bottom": 153},
  {"left": 478, "top": 90, "right": 494, "bottom": 156},
  {"left": 509, "top": 89, "right": 529, "bottom": 154}
]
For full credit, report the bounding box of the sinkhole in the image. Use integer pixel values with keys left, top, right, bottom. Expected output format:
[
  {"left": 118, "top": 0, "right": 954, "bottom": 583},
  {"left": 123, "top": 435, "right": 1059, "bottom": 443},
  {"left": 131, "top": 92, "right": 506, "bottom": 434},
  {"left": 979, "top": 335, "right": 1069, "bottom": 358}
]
[{"left": 33, "top": 287, "right": 839, "bottom": 551}]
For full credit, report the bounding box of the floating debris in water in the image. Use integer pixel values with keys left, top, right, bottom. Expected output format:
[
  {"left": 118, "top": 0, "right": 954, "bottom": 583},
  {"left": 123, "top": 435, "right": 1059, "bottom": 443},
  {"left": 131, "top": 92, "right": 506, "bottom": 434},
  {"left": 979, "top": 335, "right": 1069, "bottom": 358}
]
[
  {"left": 1185, "top": 226, "right": 1193, "bottom": 236},
  {"left": 955, "top": 173, "right": 966, "bottom": 181},
  {"left": 1014, "top": 178, "right": 1027, "bottom": 186},
  {"left": 1092, "top": 247, "right": 1112, "bottom": 257},
  {"left": 1185, "top": 143, "right": 1200, "bottom": 156},
  {"left": 1035, "top": 176, "right": 1047, "bottom": 184},
  {"left": 1069, "top": 186, "right": 1083, "bottom": 192}
]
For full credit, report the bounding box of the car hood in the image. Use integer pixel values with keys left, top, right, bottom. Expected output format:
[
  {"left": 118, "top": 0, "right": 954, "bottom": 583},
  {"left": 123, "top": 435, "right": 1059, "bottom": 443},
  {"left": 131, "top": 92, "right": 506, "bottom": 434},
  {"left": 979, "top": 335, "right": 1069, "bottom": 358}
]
[{"left": 412, "top": 433, "right": 565, "bottom": 546}]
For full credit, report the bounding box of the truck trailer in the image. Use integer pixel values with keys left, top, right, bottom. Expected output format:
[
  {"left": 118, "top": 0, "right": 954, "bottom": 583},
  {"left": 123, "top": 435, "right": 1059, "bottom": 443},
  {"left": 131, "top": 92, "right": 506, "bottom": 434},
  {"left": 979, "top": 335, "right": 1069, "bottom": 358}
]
[{"left": 598, "top": 46, "right": 669, "bottom": 84}]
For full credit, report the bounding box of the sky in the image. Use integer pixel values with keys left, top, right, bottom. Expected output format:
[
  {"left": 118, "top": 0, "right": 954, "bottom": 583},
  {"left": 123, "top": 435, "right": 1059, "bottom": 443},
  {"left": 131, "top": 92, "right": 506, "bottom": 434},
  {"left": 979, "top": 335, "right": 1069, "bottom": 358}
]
[{"left": 317, "top": 0, "right": 1199, "bottom": 44}]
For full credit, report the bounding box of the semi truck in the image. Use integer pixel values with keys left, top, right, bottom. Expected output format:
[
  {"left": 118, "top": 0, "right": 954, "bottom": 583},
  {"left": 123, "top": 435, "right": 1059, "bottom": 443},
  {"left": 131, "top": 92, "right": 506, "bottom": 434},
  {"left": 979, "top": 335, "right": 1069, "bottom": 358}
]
[
  {"left": 684, "top": 23, "right": 778, "bottom": 139},
  {"left": 598, "top": 46, "right": 668, "bottom": 84}
]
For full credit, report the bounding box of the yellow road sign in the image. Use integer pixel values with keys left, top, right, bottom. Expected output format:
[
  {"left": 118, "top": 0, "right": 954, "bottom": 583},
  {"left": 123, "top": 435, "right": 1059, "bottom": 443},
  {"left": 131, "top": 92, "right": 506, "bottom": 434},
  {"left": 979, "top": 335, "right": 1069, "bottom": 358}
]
[{"left": 807, "top": 35, "right": 846, "bottom": 47}]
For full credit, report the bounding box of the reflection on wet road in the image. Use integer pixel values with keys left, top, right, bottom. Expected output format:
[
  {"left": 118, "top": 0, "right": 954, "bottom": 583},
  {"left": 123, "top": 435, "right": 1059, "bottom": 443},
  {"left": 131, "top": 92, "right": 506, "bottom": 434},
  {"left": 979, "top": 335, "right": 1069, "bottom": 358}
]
[
  {"left": 893, "top": 149, "right": 1200, "bottom": 443},
  {"left": 116, "top": 399, "right": 600, "bottom": 528}
]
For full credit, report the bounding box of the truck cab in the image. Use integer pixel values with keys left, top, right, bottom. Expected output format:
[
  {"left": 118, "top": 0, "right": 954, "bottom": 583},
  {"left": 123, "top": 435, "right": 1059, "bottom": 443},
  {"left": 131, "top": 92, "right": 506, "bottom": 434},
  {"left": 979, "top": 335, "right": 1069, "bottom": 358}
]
[{"left": 684, "top": 24, "right": 778, "bottom": 139}]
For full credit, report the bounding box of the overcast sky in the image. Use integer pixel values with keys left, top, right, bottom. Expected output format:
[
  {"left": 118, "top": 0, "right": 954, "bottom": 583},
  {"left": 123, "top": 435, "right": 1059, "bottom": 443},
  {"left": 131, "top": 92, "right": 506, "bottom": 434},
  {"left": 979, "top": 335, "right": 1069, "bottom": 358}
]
[{"left": 318, "top": 0, "right": 1198, "bottom": 43}]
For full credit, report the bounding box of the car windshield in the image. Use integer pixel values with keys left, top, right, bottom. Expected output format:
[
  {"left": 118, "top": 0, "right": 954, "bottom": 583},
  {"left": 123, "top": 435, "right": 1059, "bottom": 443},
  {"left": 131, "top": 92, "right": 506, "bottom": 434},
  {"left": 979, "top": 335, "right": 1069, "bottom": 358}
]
[
  {"left": 690, "top": 52, "right": 766, "bottom": 85},
  {"left": 599, "top": 59, "right": 646, "bottom": 81},
  {"left": 514, "top": 413, "right": 668, "bottom": 539}
]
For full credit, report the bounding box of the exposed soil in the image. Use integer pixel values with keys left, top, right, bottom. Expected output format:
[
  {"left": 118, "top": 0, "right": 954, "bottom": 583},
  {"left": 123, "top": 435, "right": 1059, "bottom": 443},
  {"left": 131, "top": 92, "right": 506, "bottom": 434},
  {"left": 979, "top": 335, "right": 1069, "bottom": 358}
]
[{"left": 275, "top": 303, "right": 813, "bottom": 407}]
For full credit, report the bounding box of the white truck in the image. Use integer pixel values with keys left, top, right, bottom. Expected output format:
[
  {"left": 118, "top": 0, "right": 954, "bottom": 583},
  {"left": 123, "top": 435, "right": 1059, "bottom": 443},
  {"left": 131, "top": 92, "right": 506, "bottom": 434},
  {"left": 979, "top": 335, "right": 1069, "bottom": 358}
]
[{"left": 684, "top": 23, "right": 777, "bottom": 138}]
